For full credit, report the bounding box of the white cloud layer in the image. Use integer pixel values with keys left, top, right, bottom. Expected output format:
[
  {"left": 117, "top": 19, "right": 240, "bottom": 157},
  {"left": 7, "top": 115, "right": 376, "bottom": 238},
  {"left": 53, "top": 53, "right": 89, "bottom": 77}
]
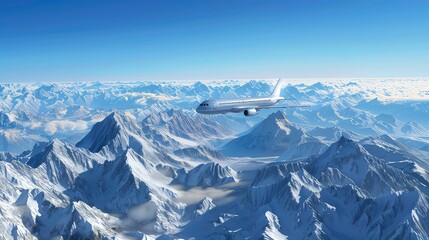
[
  {"left": 134, "top": 93, "right": 180, "bottom": 106},
  {"left": 43, "top": 120, "right": 88, "bottom": 135}
]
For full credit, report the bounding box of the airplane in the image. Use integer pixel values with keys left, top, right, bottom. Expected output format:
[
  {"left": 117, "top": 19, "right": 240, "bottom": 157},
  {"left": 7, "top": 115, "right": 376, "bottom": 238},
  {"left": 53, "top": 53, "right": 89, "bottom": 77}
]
[{"left": 196, "top": 79, "right": 309, "bottom": 116}]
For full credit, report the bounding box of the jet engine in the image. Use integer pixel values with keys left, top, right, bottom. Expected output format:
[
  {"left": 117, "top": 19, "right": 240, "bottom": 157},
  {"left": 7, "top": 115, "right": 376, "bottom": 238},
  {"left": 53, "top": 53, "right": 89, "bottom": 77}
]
[{"left": 243, "top": 109, "right": 259, "bottom": 116}]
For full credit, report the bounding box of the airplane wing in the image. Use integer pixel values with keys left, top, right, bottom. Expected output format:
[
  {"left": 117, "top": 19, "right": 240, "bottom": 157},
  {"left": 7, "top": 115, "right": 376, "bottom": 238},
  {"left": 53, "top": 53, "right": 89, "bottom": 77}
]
[
  {"left": 231, "top": 105, "right": 311, "bottom": 112},
  {"left": 257, "top": 105, "right": 311, "bottom": 109},
  {"left": 278, "top": 98, "right": 296, "bottom": 101}
]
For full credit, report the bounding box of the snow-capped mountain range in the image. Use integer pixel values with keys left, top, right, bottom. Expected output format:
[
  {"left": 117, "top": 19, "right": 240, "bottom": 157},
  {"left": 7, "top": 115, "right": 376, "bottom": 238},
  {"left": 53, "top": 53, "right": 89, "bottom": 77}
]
[{"left": 0, "top": 78, "right": 429, "bottom": 239}]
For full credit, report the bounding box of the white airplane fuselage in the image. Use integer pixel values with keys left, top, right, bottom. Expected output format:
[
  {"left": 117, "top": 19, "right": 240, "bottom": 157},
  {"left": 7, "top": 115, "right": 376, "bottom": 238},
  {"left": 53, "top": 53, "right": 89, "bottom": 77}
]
[
  {"left": 196, "top": 79, "right": 288, "bottom": 116},
  {"left": 196, "top": 96, "right": 284, "bottom": 115}
]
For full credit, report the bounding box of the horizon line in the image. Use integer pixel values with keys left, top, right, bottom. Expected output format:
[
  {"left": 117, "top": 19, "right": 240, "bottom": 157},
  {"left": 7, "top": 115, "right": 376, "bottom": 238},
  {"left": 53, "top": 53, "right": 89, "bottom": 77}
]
[{"left": 2, "top": 76, "right": 429, "bottom": 84}]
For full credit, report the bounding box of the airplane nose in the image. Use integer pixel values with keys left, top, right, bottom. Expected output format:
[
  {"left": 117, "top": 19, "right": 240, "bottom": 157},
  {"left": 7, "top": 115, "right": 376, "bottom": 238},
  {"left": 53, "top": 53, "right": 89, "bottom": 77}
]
[{"left": 196, "top": 106, "right": 201, "bottom": 113}]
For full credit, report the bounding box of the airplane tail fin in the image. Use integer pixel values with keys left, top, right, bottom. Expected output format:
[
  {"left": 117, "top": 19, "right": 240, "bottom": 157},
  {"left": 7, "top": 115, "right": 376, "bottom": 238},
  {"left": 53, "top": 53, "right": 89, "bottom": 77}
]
[{"left": 270, "top": 79, "right": 284, "bottom": 98}]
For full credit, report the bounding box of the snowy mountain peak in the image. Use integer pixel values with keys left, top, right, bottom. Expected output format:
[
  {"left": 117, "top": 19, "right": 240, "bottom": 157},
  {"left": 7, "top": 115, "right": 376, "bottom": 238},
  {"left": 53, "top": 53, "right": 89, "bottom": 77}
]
[
  {"left": 250, "top": 111, "right": 296, "bottom": 136},
  {"left": 173, "top": 163, "right": 236, "bottom": 188},
  {"left": 359, "top": 134, "right": 420, "bottom": 172},
  {"left": 143, "top": 108, "right": 231, "bottom": 143},
  {"left": 111, "top": 148, "right": 154, "bottom": 183},
  {"left": 27, "top": 138, "right": 68, "bottom": 168},
  {"left": 327, "top": 136, "right": 366, "bottom": 158},
  {"left": 0, "top": 111, "right": 16, "bottom": 128},
  {"left": 401, "top": 121, "right": 428, "bottom": 135},
  {"left": 70, "top": 148, "right": 153, "bottom": 213},
  {"left": 76, "top": 113, "right": 121, "bottom": 152},
  {"left": 262, "top": 211, "right": 287, "bottom": 240},
  {"left": 241, "top": 80, "right": 269, "bottom": 89},
  {"left": 308, "top": 137, "right": 372, "bottom": 184},
  {"left": 375, "top": 113, "right": 398, "bottom": 125},
  {"left": 36, "top": 200, "right": 120, "bottom": 239},
  {"left": 321, "top": 184, "right": 369, "bottom": 203},
  {"left": 266, "top": 110, "right": 288, "bottom": 121},
  {"left": 307, "top": 82, "right": 332, "bottom": 91},
  {"left": 166, "top": 109, "right": 190, "bottom": 122},
  {"left": 337, "top": 135, "right": 351, "bottom": 144},
  {"left": 142, "top": 109, "right": 176, "bottom": 126},
  {"left": 194, "top": 197, "right": 215, "bottom": 216},
  {"left": 192, "top": 81, "right": 209, "bottom": 91},
  {"left": 144, "top": 108, "right": 195, "bottom": 127},
  {"left": 308, "top": 126, "right": 360, "bottom": 144},
  {"left": 105, "top": 112, "right": 140, "bottom": 130},
  {"left": 223, "top": 111, "right": 324, "bottom": 157},
  {"left": 309, "top": 135, "right": 419, "bottom": 197},
  {"left": 360, "top": 134, "right": 406, "bottom": 151},
  {"left": 14, "top": 189, "right": 42, "bottom": 206},
  {"left": 26, "top": 138, "right": 101, "bottom": 188},
  {"left": 76, "top": 111, "right": 142, "bottom": 156},
  {"left": 378, "top": 134, "right": 397, "bottom": 143}
]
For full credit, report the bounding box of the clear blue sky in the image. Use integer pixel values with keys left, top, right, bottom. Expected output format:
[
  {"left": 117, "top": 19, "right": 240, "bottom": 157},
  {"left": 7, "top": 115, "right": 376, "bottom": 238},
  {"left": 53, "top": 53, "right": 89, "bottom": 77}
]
[{"left": 1, "top": 0, "right": 428, "bottom": 82}]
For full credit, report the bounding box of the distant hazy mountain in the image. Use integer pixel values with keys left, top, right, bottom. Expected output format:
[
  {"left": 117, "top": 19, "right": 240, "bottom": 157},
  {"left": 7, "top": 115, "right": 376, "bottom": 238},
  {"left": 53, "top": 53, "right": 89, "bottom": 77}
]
[
  {"left": 143, "top": 108, "right": 232, "bottom": 141},
  {"left": 0, "top": 129, "right": 47, "bottom": 154},
  {"left": 401, "top": 121, "right": 429, "bottom": 135},
  {"left": 308, "top": 126, "right": 360, "bottom": 143},
  {"left": 173, "top": 145, "right": 229, "bottom": 162},
  {"left": 0, "top": 111, "right": 16, "bottom": 128}
]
